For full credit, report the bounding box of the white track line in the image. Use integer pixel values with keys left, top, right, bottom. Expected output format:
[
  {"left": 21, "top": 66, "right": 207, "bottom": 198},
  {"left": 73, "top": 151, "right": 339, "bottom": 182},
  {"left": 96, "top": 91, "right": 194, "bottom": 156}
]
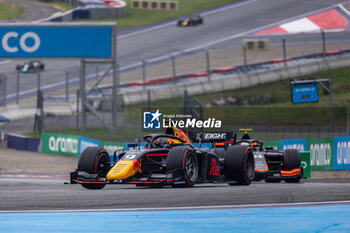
[
  {"left": 339, "top": 4, "right": 350, "bottom": 16},
  {"left": 1, "top": 200, "right": 350, "bottom": 214}
]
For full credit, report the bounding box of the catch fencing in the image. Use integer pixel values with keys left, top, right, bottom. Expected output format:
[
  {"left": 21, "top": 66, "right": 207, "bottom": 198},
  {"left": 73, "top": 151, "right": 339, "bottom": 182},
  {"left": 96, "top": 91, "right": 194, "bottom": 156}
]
[{"left": 1, "top": 30, "right": 350, "bottom": 138}]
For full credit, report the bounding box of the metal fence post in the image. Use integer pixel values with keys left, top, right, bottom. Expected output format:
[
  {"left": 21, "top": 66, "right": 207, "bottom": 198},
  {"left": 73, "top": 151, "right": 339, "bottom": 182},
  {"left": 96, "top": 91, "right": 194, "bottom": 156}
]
[
  {"left": 147, "top": 89, "right": 151, "bottom": 111},
  {"left": 205, "top": 48, "right": 210, "bottom": 79},
  {"left": 76, "top": 89, "right": 79, "bottom": 129},
  {"left": 321, "top": 29, "right": 326, "bottom": 58},
  {"left": 329, "top": 79, "right": 333, "bottom": 137},
  {"left": 171, "top": 54, "right": 176, "bottom": 81},
  {"left": 282, "top": 37, "right": 287, "bottom": 66},
  {"left": 37, "top": 71, "right": 41, "bottom": 91},
  {"left": 80, "top": 59, "right": 86, "bottom": 132},
  {"left": 0, "top": 74, "right": 7, "bottom": 107},
  {"left": 140, "top": 57, "right": 146, "bottom": 90},
  {"left": 95, "top": 64, "right": 99, "bottom": 80},
  {"left": 242, "top": 43, "right": 247, "bottom": 71},
  {"left": 112, "top": 62, "right": 118, "bottom": 131},
  {"left": 4, "top": 75, "right": 6, "bottom": 107},
  {"left": 16, "top": 71, "right": 20, "bottom": 104},
  {"left": 65, "top": 69, "right": 69, "bottom": 102}
]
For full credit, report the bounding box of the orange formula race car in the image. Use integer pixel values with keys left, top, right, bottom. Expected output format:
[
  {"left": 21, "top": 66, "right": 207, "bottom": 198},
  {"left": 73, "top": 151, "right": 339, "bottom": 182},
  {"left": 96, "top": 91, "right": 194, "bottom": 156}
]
[{"left": 70, "top": 127, "right": 255, "bottom": 189}]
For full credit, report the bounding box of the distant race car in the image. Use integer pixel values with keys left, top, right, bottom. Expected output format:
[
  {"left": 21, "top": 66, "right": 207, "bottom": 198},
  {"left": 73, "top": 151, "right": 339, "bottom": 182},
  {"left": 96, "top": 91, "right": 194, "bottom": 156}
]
[
  {"left": 212, "top": 129, "right": 302, "bottom": 183},
  {"left": 16, "top": 60, "right": 45, "bottom": 73},
  {"left": 177, "top": 14, "right": 203, "bottom": 27},
  {"left": 70, "top": 127, "right": 255, "bottom": 189}
]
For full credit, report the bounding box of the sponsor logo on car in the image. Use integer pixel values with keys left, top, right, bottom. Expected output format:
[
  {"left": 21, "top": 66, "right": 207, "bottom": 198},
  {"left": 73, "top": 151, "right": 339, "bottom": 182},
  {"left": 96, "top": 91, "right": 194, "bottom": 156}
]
[{"left": 203, "top": 133, "right": 226, "bottom": 140}]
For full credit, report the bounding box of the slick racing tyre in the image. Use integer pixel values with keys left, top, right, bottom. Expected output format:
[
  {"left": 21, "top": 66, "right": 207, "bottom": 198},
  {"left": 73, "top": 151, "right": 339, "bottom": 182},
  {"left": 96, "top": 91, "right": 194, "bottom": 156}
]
[
  {"left": 167, "top": 146, "right": 198, "bottom": 187},
  {"left": 78, "top": 147, "right": 110, "bottom": 189},
  {"left": 283, "top": 149, "right": 301, "bottom": 183},
  {"left": 225, "top": 145, "right": 254, "bottom": 185}
]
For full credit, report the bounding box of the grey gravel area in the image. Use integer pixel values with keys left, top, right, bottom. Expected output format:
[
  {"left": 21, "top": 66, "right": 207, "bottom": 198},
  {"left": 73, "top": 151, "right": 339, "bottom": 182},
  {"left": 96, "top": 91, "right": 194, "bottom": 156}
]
[{"left": 0, "top": 147, "right": 78, "bottom": 175}]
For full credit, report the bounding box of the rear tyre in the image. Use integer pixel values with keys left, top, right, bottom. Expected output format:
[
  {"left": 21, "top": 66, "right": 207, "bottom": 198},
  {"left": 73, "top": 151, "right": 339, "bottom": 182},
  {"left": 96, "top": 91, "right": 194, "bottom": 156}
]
[
  {"left": 78, "top": 147, "right": 110, "bottom": 189},
  {"left": 283, "top": 149, "right": 301, "bottom": 183},
  {"left": 225, "top": 145, "right": 254, "bottom": 185},
  {"left": 167, "top": 146, "right": 198, "bottom": 187}
]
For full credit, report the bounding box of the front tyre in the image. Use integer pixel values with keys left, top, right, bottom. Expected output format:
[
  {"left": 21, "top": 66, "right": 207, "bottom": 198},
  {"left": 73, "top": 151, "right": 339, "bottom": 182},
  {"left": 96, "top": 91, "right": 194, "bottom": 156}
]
[
  {"left": 78, "top": 147, "right": 110, "bottom": 189},
  {"left": 167, "top": 146, "right": 198, "bottom": 187},
  {"left": 225, "top": 145, "right": 255, "bottom": 185},
  {"left": 283, "top": 149, "right": 301, "bottom": 183}
]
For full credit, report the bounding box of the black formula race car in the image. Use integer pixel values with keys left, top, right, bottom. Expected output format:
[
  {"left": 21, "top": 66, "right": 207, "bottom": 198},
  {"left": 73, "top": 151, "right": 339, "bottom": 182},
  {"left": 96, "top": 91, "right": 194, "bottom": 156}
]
[
  {"left": 70, "top": 127, "right": 255, "bottom": 189},
  {"left": 16, "top": 60, "right": 45, "bottom": 73},
  {"left": 213, "top": 130, "right": 302, "bottom": 183},
  {"left": 177, "top": 14, "right": 203, "bottom": 27}
]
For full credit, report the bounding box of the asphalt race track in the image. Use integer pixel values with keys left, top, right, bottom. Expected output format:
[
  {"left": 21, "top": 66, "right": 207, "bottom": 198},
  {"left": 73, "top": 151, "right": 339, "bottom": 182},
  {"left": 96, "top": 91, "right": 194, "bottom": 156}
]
[
  {"left": 0, "top": 177, "right": 349, "bottom": 211},
  {"left": 1, "top": 0, "right": 348, "bottom": 101}
]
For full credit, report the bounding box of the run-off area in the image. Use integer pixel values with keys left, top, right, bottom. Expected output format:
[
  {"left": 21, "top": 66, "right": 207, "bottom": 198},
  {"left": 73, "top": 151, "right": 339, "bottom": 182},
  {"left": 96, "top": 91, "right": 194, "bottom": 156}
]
[{"left": 0, "top": 204, "right": 350, "bottom": 232}]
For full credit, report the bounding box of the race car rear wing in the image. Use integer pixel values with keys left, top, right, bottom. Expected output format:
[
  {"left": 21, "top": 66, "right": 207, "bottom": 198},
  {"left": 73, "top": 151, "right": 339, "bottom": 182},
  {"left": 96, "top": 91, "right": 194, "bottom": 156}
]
[{"left": 189, "top": 131, "right": 236, "bottom": 149}]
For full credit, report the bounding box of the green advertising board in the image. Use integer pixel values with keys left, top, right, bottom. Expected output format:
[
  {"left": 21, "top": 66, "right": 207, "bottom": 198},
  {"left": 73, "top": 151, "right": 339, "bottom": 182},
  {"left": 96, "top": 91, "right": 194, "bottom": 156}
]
[
  {"left": 300, "top": 151, "right": 311, "bottom": 179},
  {"left": 263, "top": 141, "right": 280, "bottom": 150},
  {"left": 101, "top": 141, "right": 126, "bottom": 155},
  {"left": 41, "top": 132, "right": 80, "bottom": 157},
  {"left": 307, "top": 138, "right": 333, "bottom": 171}
]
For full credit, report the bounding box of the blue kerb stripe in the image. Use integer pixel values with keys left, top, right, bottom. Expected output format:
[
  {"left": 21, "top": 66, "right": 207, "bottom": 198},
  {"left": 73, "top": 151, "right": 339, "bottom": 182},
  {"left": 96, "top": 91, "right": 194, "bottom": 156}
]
[{"left": 1, "top": 204, "right": 350, "bottom": 233}]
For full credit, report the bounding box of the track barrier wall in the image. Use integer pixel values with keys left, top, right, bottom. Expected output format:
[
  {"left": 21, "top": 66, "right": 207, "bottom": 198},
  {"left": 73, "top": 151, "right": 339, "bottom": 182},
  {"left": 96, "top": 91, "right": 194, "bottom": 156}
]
[
  {"left": 271, "top": 137, "right": 350, "bottom": 171},
  {"left": 308, "top": 138, "right": 333, "bottom": 171},
  {"left": 7, "top": 134, "right": 40, "bottom": 152},
  {"left": 4, "top": 132, "right": 350, "bottom": 171},
  {"left": 333, "top": 136, "right": 350, "bottom": 170}
]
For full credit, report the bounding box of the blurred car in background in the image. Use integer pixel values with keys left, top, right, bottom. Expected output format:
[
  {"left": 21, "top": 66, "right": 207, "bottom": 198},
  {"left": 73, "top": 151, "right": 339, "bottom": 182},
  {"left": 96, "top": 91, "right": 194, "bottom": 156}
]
[
  {"left": 16, "top": 60, "right": 45, "bottom": 73},
  {"left": 177, "top": 14, "right": 203, "bottom": 27}
]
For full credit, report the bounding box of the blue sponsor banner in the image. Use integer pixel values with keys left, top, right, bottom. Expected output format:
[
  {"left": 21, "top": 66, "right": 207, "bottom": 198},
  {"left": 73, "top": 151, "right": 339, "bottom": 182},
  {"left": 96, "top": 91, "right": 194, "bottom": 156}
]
[
  {"left": 0, "top": 25, "right": 113, "bottom": 58},
  {"left": 193, "top": 143, "right": 212, "bottom": 150},
  {"left": 79, "top": 137, "right": 101, "bottom": 155},
  {"left": 333, "top": 136, "right": 350, "bottom": 170},
  {"left": 280, "top": 138, "right": 307, "bottom": 152},
  {"left": 291, "top": 83, "right": 319, "bottom": 104}
]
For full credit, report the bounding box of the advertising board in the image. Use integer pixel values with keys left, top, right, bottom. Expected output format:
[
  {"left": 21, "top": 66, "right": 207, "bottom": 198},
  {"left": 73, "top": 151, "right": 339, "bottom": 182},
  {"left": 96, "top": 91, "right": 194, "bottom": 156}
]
[
  {"left": 280, "top": 138, "right": 307, "bottom": 152},
  {"left": 41, "top": 132, "right": 79, "bottom": 156},
  {"left": 291, "top": 82, "right": 319, "bottom": 104},
  {"left": 308, "top": 138, "right": 333, "bottom": 171},
  {"left": 79, "top": 137, "right": 101, "bottom": 155},
  {"left": 333, "top": 136, "right": 350, "bottom": 170},
  {"left": 0, "top": 23, "right": 114, "bottom": 58},
  {"left": 300, "top": 151, "right": 311, "bottom": 178}
]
